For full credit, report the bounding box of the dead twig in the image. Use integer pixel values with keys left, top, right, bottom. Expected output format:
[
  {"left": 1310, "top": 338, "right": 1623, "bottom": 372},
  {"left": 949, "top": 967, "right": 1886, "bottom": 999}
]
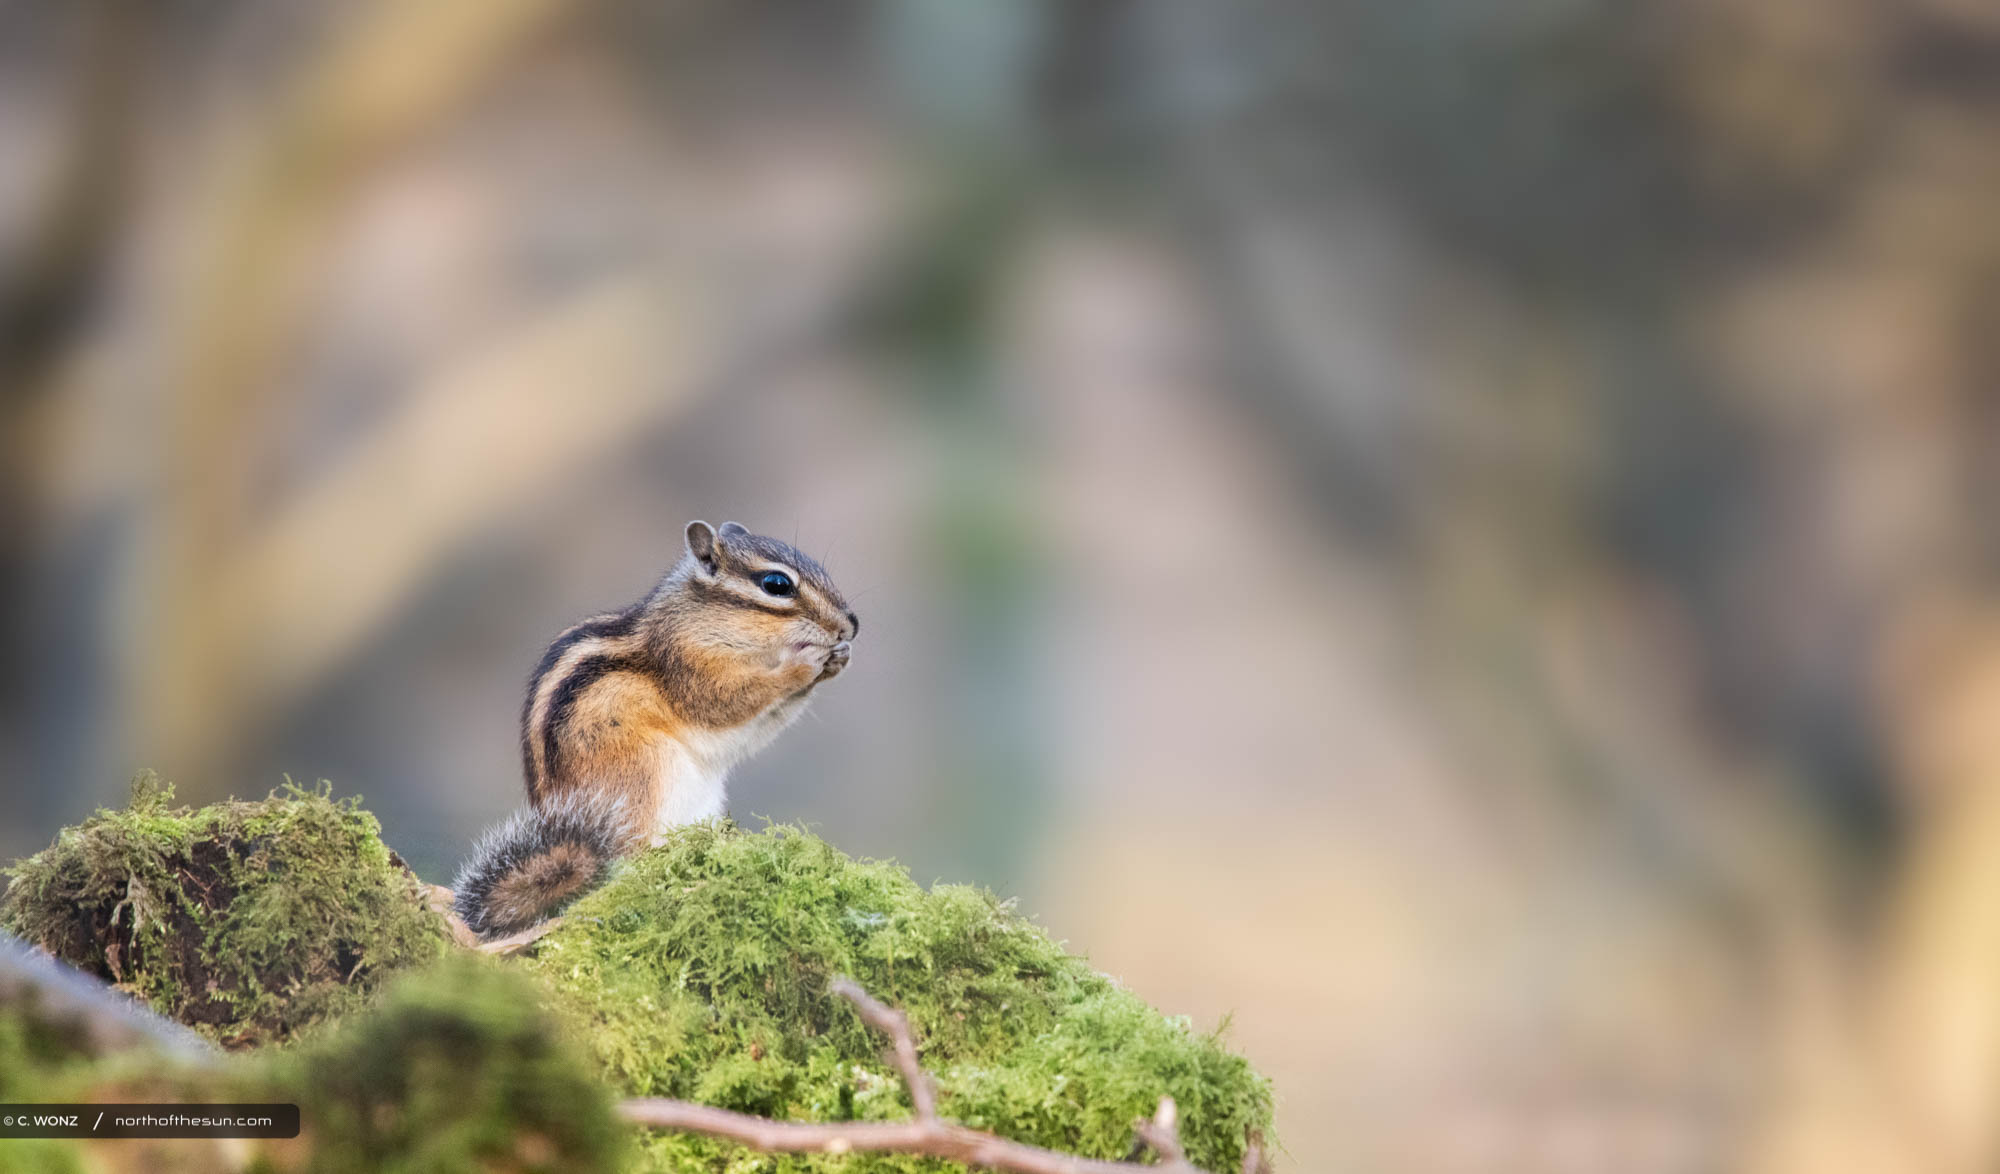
[
  {"left": 1240, "top": 1130, "right": 1270, "bottom": 1174},
  {"left": 828, "top": 975, "right": 938, "bottom": 1121},
  {"left": 616, "top": 976, "right": 1227, "bottom": 1174},
  {"left": 1132, "top": 1096, "right": 1185, "bottom": 1166},
  {"left": 474, "top": 916, "right": 563, "bottom": 956},
  {"left": 426, "top": 883, "right": 562, "bottom": 953},
  {"left": 423, "top": 884, "right": 480, "bottom": 948}
]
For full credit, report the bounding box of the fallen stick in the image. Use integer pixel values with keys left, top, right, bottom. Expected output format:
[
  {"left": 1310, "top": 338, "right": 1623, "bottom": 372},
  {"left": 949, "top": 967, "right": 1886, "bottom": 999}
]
[{"left": 617, "top": 975, "right": 1266, "bottom": 1174}]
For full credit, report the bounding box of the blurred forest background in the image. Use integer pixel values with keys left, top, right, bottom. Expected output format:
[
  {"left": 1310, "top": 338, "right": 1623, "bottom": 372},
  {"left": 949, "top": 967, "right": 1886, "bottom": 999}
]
[{"left": 4, "top": 1, "right": 2000, "bottom": 1171}]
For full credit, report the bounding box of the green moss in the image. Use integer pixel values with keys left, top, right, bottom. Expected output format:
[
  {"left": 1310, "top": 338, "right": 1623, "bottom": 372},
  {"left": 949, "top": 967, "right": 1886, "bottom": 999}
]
[
  {"left": 0, "top": 1005, "right": 87, "bottom": 1174},
  {"left": 0, "top": 1137, "right": 85, "bottom": 1174},
  {"left": 0, "top": 966, "right": 183, "bottom": 1174},
  {"left": 265, "top": 955, "right": 623, "bottom": 1174},
  {"left": 529, "top": 823, "right": 1272, "bottom": 1173},
  {"left": 4, "top": 792, "right": 1272, "bottom": 1173},
  {"left": 0, "top": 999, "right": 93, "bottom": 1098},
  {"left": 0, "top": 958, "right": 621, "bottom": 1174},
  {"left": 1, "top": 774, "right": 449, "bottom": 1047}
]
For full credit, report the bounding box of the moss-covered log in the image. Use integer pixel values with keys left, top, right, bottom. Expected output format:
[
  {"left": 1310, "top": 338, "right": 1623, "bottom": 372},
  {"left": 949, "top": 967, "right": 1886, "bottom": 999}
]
[{"left": 1, "top": 774, "right": 448, "bottom": 1047}]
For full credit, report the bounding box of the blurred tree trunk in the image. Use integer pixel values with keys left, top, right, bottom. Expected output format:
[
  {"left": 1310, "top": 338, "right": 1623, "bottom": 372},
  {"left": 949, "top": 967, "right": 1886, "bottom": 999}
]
[
  {"left": 137, "top": 0, "right": 584, "bottom": 783},
  {"left": 0, "top": 0, "right": 142, "bottom": 832}
]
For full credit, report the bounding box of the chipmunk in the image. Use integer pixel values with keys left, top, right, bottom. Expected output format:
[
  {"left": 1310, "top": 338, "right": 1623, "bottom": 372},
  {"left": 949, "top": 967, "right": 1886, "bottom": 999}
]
[{"left": 452, "top": 520, "right": 857, "bottom": 939}]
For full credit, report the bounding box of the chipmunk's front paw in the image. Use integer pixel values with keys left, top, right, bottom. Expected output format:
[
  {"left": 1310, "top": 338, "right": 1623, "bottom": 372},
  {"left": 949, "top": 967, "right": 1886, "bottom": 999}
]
[{"left": 816, "top": 641, "right": 851, "bottom": 682}]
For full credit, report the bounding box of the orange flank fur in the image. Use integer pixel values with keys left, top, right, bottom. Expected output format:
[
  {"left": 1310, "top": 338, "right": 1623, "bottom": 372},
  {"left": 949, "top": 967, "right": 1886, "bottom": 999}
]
[{"left": 538, "top": 670, "right": 677, "bottom": 846}]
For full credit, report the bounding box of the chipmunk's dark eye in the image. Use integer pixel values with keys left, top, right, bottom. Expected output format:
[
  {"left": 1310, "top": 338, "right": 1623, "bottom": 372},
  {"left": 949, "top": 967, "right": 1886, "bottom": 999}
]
[{"left": 759, "top": 571, "right": 796, "bottom": 597}]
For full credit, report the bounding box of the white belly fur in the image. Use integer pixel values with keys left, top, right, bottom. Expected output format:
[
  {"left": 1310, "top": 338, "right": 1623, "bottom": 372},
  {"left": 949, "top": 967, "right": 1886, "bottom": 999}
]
[{"left": 648, "top": 693, "right": 814, "bottom": 842}]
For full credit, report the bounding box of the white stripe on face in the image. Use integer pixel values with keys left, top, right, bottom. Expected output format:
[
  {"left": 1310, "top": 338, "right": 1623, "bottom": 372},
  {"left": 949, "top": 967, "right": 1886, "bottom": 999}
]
[{"left": 719, "top": 570, "right": 800, "bottom": 609}]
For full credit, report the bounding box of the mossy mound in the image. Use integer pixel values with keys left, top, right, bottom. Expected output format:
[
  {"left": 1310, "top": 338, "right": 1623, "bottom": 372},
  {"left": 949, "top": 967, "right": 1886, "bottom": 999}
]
[
  {"left": 0, "top": 986, "right": 110, "bottom": 1097},
  {"left": 263, "top": 955, "right": 623, "bottom": 1173},
  {"left": 0, "top": 774, "right": 449, "bottom": 1047},
  {"left": 3, "top": 792, "right": 1273, "bottom": 1172},
  {"left": 0, "top": 996, "right": 94, "bottom": 1174},
  {"left": 0, "top": 957, "right": 621, "bottom": 1174},
  {"left": 529, "top": 823, "right": 1272, "bottom": 1173}
]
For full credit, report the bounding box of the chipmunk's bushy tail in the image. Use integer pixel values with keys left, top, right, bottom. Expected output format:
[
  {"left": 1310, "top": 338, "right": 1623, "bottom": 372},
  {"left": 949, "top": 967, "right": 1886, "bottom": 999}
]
[{"left": 452, "top": 791, "right": 632, "bottom": 939}]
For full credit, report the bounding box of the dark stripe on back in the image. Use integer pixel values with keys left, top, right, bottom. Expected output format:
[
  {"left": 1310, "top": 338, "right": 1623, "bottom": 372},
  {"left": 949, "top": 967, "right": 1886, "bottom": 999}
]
[
  {"left": 539, "top": 653, "right": 638, "bottom": 787},
  {"left": 521, "top": 608, "right": 638, "bottom": 795},
  {"left": 527, "top": 609, "right": 638, "bottom": 686}
]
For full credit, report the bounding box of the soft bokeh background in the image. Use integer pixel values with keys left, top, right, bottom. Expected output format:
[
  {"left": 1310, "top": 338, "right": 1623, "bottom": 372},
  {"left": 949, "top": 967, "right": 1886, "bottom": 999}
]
[{"left": 5, "top": 1, "right": 2000, "bottom": 1170}]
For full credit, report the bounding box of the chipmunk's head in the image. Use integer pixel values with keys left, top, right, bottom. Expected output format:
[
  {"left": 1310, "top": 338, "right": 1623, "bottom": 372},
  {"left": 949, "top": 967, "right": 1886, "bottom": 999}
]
[{"left": 672, "top": 521, "right": 858, "bottom": 689}]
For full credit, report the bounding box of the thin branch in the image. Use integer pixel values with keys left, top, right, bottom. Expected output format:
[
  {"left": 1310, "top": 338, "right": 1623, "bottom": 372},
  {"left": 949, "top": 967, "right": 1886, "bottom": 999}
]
[
  {"left": 423, "top": 884, "right": 480, "bottom": 948},
  {"left": 829, "top": 974, "right": 937, "bottom": 1121},
  {"left": 1132, "top": 1096, "right": 1185, "bottom": 1165},
  {"left": 617, "top": 1099, "right": 1209, "bottom": 1174},
  {"left": 616, "top": 977, "right": 1229, "bottom": 1174},
  {"left": 475, "top": 917, "right": 563, "bottom": 956},
  {"left": 426, "top": 882, "right": 563, "bottom": 954},
  {"left": 1240, "top": 1132, "right": 1269, "bottom": 1174}
]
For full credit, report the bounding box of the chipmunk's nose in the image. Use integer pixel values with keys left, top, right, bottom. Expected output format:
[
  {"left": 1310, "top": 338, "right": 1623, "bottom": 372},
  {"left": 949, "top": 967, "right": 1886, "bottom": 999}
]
[{"left": 845, "top": 611, "right": 859, "bottom": 640}]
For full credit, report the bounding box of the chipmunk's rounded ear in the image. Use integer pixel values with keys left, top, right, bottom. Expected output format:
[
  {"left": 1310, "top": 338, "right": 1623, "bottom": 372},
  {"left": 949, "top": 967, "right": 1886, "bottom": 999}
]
[{"left": 685, "top": 520, "right": 721, "bottom": 574}]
